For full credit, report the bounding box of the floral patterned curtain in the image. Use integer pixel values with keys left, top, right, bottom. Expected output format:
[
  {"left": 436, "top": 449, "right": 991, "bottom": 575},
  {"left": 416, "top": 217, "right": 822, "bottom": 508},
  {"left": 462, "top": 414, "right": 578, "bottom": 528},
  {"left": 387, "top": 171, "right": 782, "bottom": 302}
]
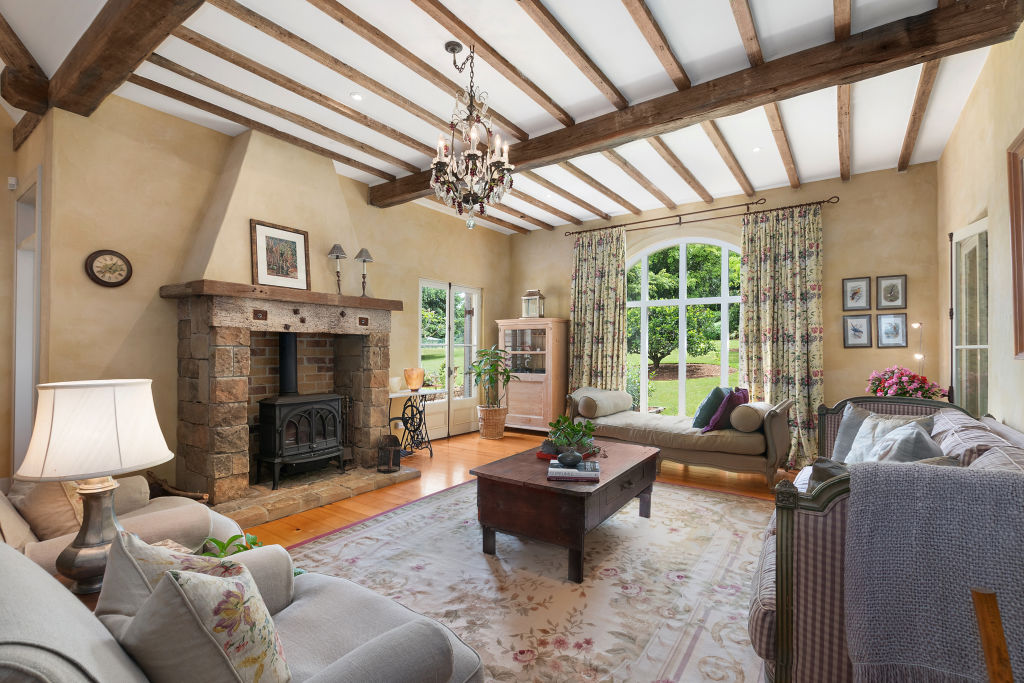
[
  {"left": 570, "top": 228, "right": 627, "bottom": 391},
  {"left": 740, "top": 206, "right": 824, "bottom": 468}
]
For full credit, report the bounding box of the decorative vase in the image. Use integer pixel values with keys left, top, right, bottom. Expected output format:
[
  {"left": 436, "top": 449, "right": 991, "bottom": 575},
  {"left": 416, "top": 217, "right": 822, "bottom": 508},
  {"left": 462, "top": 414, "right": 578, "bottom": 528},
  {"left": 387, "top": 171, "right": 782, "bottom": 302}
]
[
  {"left": 557, "top": 449, "right": 582, "bottom": 467},
  {"left": 404, "top": 368, "right": 425, "bottom": 392},
  {"left": 477, "top": 406, "right": 508, "bottom": 439}
]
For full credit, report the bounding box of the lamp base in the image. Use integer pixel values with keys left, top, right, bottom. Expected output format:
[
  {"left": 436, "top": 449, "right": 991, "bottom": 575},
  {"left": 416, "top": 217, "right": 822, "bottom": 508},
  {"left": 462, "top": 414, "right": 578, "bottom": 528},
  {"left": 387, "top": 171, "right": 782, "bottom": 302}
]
[{"left": 56, "top": 477, "right": 122, "bottom": 594}]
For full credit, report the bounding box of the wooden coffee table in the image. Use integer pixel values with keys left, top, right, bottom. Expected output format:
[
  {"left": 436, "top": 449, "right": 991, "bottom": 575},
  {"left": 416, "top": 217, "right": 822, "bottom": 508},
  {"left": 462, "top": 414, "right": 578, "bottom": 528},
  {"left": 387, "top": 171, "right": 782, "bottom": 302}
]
[{"left": 469, "top": 440, "right": 660, "bottom": 583}]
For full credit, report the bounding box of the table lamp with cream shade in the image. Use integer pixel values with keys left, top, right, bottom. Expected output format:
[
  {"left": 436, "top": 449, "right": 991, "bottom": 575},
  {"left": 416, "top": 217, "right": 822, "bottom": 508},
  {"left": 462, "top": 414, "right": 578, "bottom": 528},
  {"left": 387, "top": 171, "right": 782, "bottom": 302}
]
[{"left": 15, "top": 379, "right": 174, "bottom": 593}]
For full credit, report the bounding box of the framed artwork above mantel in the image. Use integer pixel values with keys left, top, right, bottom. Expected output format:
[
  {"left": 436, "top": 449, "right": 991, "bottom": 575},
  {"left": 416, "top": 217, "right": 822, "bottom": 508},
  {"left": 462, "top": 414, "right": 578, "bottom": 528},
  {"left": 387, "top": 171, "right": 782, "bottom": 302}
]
[{"left": 250, "top": 219, "right": 310, "bottom": 291}]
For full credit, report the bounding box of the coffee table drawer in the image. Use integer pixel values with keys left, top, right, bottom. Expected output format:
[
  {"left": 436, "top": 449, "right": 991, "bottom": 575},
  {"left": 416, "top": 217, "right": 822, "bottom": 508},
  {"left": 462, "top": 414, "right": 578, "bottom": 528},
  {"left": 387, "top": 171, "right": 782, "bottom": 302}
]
[{"left": 600, "top": 459, "right": 655, "bottom": 517}]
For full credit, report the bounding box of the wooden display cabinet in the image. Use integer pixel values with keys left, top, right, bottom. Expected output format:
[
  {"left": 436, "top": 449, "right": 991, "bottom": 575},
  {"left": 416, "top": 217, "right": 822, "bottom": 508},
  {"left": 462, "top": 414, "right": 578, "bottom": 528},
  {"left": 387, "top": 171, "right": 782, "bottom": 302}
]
[{"left": 496, "top": 318, "right": 568, "bottom": 431}]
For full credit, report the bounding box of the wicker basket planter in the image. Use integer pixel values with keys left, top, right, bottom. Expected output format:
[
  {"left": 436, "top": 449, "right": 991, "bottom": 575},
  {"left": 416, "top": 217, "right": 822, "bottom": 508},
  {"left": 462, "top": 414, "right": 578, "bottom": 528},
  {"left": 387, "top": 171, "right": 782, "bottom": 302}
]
[{"left": 478, "top": 406, "right": 509, "bottom": 440}]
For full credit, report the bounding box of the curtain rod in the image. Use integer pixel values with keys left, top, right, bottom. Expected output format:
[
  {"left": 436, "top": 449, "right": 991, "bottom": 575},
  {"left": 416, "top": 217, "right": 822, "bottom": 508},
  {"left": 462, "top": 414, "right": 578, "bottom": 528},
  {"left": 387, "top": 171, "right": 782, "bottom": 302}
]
[{"left": 563, "top": 195, "right": 840, "bottom": 236}]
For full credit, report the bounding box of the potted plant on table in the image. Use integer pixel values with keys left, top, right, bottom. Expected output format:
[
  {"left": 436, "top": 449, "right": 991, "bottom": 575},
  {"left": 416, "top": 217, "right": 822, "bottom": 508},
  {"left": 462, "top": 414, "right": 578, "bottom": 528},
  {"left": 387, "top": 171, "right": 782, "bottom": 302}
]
[
  {"left": 545, "top": 415, "right": 598, "bottom": 462},
  {"left": 471, "top": 345, "right": 517, "bottom": 439}
]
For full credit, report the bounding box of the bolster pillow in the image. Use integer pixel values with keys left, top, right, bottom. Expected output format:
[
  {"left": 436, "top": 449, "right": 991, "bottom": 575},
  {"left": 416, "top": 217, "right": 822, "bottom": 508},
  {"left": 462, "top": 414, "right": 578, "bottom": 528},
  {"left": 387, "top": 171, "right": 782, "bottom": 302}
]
[
  {"left": 576, "top": 390, "right": 633, "bottom": 418},
  {"left": 729, "top": 402, "right": 773, "bottom": 433}
]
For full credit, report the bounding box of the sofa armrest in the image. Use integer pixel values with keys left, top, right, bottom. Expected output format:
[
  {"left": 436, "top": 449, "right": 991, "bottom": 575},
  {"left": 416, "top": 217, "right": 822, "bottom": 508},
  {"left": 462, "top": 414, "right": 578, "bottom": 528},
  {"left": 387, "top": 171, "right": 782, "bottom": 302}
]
[
  {"left": 113, "top": 476, "right": 151, "bottom": 516},
  {"left": 303, "top": 620, "right": 454, "bottom": 683},
  {"left": 763, "top": 399, "right": 794, "bottom": 470},
  {"left": 229, "top": 545, "right": 294, "bottom": 615}
]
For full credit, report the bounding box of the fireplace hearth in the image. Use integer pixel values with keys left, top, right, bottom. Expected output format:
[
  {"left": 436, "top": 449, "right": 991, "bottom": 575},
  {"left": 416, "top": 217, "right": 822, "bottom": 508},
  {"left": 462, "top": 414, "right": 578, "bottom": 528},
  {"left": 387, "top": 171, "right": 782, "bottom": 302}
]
[{"left": 257, "top": 332, "right": 350, "bottom": 489}]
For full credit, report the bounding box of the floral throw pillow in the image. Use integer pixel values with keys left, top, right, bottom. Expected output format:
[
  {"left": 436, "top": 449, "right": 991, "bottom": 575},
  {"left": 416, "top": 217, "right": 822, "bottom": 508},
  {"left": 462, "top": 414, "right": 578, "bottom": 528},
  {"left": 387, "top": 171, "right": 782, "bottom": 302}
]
[{"left": 121, "top": 566, "right": 291, "bottom": 683}]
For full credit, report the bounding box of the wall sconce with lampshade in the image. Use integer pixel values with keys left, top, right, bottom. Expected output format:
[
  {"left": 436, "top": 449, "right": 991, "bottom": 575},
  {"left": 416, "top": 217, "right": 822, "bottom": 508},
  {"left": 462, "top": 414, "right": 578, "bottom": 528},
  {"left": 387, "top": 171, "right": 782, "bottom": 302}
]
[
  {"left": 15, "top": 379, "right": 173, "bottom": 593},
  {"left": 355, "top": 248, "right": 374, "bottom": 296},
  {"left": 327, "top": 244, "right": 346, "bottom": 294}
]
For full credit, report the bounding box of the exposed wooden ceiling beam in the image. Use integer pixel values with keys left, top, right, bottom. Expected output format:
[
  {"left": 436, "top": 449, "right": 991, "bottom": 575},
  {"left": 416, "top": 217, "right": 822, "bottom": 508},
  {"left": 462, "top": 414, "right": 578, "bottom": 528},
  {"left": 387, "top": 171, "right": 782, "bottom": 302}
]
[
  {"left": 520, "top": 171, "right": 611, "bottom": 220},
  {"left": 508, "top": 188, "right": 582, "bottom": 225},
  {"left": 172, "top": 27, "right": 434, "bottom": 158},
  {"left": 838, "top": 83, "right": 851, "bottom": 180},
  {"left": 427, "top": 197, "right": 529, "bottom": 234},
  {"left": 730, "top": 0, "right": 800, "bottom": 188},
  {"left": 517, "top": 0, "right": 628, "bottom": 110},
  {"left": 647, "top": 136, "right": 713, "bottom": 203},
  {"left": 764, "top": 102, "right": 800, "bottom": 188},
  {"left": 834, "top": 0, "right": 852, "bottom": 41},
  {"left": 13, "top": 112, "right": 41, "bottom": 150},
  {"left": 208, "top": 0, "right": 449, "bottom": 131},
  {"left": 370, "top": 0, "right": 1024, "bottom": 207},
  {"left": 621, "top": 0, "right": 690, "bottom": 89},
  {"left": 49, "top": 0, "right": 204, "bottom": 116},
  {"left": 147, "top": 53, "right": 419, "bottom": 174},
  {"left": 603, "top": 149, "right": 675, "bottom": 209},
  {"left": 0, "top": 12, "right": 48, "bottom": 114},
  {"left": 560, "top": 161, "right": 641, "bottom": 215},
  {"left": 410, "top": 0, "right": 574, "bottom": 127},
  {"left": 499, "top": 205, "right": 554, "bottom": 231},
  {"left": 897, "top": 60, "right": 941, "bottom": 172},
  {"left": 304, "top": 0, "right": 527, "bottom": 141},
  {"left": 701, "top": 120, "right": 754, "bottom": 197},
  {"left": 126, "top": 74, "right": 396, "bottom": 181}
]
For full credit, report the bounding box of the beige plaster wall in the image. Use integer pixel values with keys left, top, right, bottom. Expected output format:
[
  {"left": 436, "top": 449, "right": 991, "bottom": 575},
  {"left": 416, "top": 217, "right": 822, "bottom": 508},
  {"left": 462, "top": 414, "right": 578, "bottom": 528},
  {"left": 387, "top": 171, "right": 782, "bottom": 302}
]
[
  {"left": 510, "top": 165, "right": 940, "bottom": 407},
  {"left": 0, "top": 112, "right": 15, "bottom": 481},
  {"left": 936, "top": 26, "right": 1024, "bottom": 428}
]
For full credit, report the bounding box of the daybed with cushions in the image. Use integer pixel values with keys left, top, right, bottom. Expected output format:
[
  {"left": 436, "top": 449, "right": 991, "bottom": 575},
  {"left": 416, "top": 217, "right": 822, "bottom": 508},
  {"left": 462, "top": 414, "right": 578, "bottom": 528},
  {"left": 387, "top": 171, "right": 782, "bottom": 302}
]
[
  {"left": 748, "top": 396, "right": 1024, "bottom": 682},
  {"left": 0, "top": 531, "right": 482, "bottom": 682},
  {"left": 568, "top": 387, "right": 793, "bottom": 487},
  {"left": 0, "top": 475, "right": 241, "bottom": 575}
]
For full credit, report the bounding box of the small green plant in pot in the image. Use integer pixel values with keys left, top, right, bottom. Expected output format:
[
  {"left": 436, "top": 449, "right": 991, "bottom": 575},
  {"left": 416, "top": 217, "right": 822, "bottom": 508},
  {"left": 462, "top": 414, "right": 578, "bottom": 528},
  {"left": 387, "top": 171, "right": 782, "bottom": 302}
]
[
  {"left": 471, "top": 345, "right": 518, "bottom": 439},
  {"left": 546, "top": 415, "right": 598, "bottom": 456}
]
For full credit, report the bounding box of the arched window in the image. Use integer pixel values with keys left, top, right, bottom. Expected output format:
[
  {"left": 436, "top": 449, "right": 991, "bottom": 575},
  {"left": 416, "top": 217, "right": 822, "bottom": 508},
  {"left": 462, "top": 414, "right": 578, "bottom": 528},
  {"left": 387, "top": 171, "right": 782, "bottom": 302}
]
[{"left": 626, "top": 239, "right": 741, "bottom": 416}]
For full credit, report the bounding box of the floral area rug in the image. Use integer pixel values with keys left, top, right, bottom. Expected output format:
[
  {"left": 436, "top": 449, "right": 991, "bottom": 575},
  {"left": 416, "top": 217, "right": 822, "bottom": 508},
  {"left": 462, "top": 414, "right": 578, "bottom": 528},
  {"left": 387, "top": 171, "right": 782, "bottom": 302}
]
[{"left": 289, "top": 481, "right": 772, "bottom": 682}]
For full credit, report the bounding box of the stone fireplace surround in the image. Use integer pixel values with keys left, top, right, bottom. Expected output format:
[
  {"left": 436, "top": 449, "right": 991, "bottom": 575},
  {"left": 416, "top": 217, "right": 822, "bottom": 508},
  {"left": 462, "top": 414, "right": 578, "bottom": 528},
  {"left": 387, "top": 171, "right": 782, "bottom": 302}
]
[{"left": 160, "top": 280, "right": 405, "bottom": 505}]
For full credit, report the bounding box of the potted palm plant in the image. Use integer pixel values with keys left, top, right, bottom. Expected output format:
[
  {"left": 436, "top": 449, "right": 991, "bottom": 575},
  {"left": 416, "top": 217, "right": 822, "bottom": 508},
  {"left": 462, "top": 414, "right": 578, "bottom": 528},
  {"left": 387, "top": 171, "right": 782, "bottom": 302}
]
[{"left": 471, "top": 345, "right": 517, "bottom": 439}]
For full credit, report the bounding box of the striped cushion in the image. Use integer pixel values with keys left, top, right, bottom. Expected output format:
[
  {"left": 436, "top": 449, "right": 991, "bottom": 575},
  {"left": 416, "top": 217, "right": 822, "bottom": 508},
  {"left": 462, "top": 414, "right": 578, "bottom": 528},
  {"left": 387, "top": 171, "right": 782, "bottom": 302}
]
[
  {"left": 936, "top": 425, "right": 1009, "bottom": 465},
  {"left": 968, "top": 446, "right": 1024, "bottom": 473},
  {"left": 748, "top": 520, "right": 777, "bottom": 661},
  {"left": 931, "top": 408, "right": 986, "bottom": 441}
]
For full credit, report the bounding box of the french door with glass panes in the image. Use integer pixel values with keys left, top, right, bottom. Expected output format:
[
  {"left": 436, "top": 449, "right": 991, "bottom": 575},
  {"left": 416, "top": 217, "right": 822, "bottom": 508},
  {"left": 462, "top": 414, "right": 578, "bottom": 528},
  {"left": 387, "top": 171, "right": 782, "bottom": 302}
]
[
  {"left": 952, "top": 220, "right": 989, "bottom": 416},
  {"left": 419, "top": 280, "right": 481, "bottom": 437}
]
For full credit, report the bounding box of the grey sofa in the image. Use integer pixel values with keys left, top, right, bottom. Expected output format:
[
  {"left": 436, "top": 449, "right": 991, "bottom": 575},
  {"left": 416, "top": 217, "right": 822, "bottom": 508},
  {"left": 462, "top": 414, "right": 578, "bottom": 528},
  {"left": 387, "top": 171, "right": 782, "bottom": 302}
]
[
  {"left": 568, "top": 387, "right": 794, "bottom": 487},
  {"left": 0, "top": 539, "right": 483, "bottom": 682}
]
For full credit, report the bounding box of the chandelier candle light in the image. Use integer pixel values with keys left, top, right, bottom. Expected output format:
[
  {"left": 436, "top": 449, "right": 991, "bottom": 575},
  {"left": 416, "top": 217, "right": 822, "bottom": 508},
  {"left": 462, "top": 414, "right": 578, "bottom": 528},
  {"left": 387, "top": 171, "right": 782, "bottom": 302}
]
[{"left": 430, "top": 41, "right": 515, "bottom": 229}]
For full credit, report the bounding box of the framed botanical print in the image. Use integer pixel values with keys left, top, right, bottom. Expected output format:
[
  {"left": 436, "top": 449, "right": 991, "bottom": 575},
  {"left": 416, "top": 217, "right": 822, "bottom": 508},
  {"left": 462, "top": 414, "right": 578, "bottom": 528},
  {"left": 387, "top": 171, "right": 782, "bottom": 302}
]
[
  {"left": 877, "top": 313, "right": 908, "bottom": 348},
  {"left": 843, "top": 314, "right": 872, "bottom": 348},
  {"left": 876, "top": 274, "right": 907, "bottom": 309},
  {"left": 842, "top": 277, "right": 870, "bottom": 311},
  {"left": 250, "top": 219, "right": 310, "bottom": 290}
]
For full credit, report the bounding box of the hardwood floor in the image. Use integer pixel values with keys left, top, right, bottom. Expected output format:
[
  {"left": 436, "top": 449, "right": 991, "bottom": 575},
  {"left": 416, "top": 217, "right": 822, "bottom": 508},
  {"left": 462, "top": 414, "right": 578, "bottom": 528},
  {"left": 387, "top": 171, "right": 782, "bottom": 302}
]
[{"left": 246, "top": 430, "right": 789, "bottom": 547}]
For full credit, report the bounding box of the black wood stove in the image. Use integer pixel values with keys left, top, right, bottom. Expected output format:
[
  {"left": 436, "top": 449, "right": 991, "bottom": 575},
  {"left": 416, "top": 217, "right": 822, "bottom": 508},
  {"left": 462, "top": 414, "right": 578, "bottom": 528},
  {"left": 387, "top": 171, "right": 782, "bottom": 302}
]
[{"left": 257, "top": 332, "right": 349, "bottom": 489}]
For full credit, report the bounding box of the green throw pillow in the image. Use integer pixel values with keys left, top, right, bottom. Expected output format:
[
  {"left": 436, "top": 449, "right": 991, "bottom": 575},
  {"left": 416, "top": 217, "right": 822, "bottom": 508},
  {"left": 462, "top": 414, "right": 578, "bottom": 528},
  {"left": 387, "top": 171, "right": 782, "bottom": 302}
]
[{"left": 693, "top": 386, "right": 728, "bottom": 429}]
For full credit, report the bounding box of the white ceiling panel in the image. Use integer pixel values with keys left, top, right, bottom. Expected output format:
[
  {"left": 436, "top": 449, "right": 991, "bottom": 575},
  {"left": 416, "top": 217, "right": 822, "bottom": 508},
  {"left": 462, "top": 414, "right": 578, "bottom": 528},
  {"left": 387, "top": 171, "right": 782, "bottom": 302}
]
[
  {"left": 615, "top": 140, "right": 704, "bottom": 206},
  {"left": 660, "top": 126, "right": 744, "bottom": 198},
  {"left": 497, "top": 194, "right": 564, "bottom": 227},
  {"left": 114, "top": 81, "right": 248, "bottom": 137},
  {"left": 912, "top": 47, "right": 990, "bottom": 166},
  {"left": 778, "top": 87, "right": 840, "bottom": 184},
  {"left": 542, "top": 0, "right": 674, "bottom": 105},
  {"left": 570, "top": 152, "right": 664, "bottom": 213},
  {"left": 331, "top": 159, "right": 387, "bottom": 187},
  {"left": 714, "top": 108, "right": 790, "bottom": 191},
  {"left": 647, "top": 0, "right": 749, "bottom": 85},
  {"left": 0, "top": 0, "right": 105, "bottom": 77},
  {"left": 531, "top": 165, "right": 630, "bottom": 219},
  {"left": 852, "top": 0, "right": 937, "bottom": 34},
  {"left": 511, "top": 175, "right": 598, "bottom": 222},
  {"left": 414, "top": 198, "right": 517, "bottom": 234},
  {"left": 851, "top": 64, "right": 922, "bottom": 175},
  {"left": 748, "top": 0, "right": 833, "bottom": 61}
]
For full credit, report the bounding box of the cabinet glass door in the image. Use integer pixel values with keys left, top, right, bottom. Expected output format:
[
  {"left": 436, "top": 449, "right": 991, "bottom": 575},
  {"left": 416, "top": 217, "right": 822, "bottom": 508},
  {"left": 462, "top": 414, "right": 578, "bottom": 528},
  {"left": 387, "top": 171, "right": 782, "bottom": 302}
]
[{"left": 505, "top": 328, "right": 546, "bottom": 374}]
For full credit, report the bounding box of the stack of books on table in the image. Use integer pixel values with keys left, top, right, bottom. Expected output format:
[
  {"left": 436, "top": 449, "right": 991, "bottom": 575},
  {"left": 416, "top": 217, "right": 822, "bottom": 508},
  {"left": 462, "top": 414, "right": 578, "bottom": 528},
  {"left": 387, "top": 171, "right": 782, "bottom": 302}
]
[{"left": 547, "top": 460, "right": 600, "bottom": 482}]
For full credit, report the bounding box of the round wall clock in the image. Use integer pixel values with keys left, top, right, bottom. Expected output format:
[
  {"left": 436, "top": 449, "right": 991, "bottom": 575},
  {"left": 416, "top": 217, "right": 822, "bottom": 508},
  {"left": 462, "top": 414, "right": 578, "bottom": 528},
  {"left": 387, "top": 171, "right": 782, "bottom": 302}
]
[{"left": 85, "top": 250, "right": 132, "bottom": 287}]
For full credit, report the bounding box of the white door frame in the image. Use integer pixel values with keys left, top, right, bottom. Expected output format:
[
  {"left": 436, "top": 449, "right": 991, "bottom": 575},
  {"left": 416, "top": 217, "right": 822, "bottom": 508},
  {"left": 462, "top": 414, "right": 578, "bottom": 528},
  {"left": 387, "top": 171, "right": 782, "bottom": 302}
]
[{"left": 951, "top": 217, "right": 989, "bottom": 415}]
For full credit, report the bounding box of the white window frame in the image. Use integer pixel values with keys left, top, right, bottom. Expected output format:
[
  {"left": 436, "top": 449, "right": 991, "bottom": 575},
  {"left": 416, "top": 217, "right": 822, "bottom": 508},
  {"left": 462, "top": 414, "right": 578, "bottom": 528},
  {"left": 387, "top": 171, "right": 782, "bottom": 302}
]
[
  {"left": 627, "top": 238, "right": 741, "bottom": 415},
  {"left": 951, "top": 218, "right": 989, "bottom": 415}
]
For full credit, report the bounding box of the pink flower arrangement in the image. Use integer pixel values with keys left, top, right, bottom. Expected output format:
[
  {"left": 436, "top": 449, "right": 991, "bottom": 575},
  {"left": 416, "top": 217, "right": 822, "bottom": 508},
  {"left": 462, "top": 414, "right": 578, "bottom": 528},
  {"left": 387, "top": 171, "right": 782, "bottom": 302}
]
[{"left": 866, "top": 366, "right": 946, "bottom": 400}]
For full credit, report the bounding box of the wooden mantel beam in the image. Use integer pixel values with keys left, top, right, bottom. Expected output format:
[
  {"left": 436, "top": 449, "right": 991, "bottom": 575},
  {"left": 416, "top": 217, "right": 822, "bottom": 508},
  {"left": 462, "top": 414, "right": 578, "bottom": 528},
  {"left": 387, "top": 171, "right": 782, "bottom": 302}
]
[{"left": 370, "top": 0, "right": 1021, "bottom": 208}]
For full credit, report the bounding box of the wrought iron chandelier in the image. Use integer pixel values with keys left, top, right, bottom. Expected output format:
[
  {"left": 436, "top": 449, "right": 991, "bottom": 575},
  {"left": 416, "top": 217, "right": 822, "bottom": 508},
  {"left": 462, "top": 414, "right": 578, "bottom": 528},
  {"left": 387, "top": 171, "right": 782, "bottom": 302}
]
[{"left": 430, "top": 41, "right": 514, "bottom": 229}]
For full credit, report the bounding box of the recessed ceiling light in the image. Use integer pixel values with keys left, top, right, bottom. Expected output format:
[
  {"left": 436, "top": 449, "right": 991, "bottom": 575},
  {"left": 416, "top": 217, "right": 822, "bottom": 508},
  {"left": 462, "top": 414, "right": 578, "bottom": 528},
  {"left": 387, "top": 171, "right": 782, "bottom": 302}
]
[
  {"left": 752, "top": 146, "right": 761, "bottom": 153},
  {"left": 350, "top": 92, "right": 363, "bottom": 101}
]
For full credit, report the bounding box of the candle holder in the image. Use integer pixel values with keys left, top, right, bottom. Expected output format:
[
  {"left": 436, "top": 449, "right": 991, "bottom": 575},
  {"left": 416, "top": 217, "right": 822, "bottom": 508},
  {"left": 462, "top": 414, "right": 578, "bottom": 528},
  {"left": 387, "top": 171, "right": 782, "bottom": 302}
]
[
  {"left": 355, "top": 248, "right": 374, "bottom": 297},
  {"left": 328, "top": 244, "right": 346, "bottom": 295}
]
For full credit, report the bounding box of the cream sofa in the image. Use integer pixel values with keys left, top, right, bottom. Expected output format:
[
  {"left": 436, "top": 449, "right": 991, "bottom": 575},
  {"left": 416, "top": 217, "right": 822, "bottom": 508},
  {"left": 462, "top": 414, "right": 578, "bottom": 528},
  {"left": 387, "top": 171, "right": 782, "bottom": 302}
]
[
  {"left": 0, "top": 476, "right": 242, "bottom": 575},
  {"left": 568, "top": 388, "right": 794, "bottom": 487},
  {"left": 0, "top": 538, "right": 483, "bottom": 682}
]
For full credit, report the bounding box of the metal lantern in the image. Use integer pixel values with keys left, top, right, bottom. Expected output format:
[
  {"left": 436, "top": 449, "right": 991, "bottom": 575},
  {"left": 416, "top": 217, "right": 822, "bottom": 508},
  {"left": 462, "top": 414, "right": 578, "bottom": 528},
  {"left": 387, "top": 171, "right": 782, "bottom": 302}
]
[
  {"left": 377, "top": 434, "right": 402, "bottom": 473},
  {"left": 521, "top": 289, "right": 545, "bottom": 318}
]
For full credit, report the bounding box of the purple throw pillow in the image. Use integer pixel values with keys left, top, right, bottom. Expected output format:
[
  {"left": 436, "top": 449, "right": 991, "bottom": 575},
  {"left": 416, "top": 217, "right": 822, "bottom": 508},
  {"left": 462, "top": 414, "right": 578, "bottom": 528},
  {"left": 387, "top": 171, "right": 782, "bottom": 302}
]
[{"left": 702, "top": 387, "right": 749, "bottom": 433}]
